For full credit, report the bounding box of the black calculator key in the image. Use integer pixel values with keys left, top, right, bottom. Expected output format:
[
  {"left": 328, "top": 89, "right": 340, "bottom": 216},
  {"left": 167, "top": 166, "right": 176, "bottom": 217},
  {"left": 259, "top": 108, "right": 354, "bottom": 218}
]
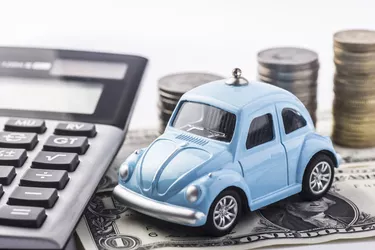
[
  {"left": 0, "top": 206, "right": 46, "bottom": 228},
  {"left": 0, "top": 166, "right": 16, "bottom": 185},
  {"left": 43, "top": 135, "right": 89, "bottom": 155},
  {"left": 8, "top": 187, "right": 58, "bottom": 208},
  {"left": 21, "top": 169, "right": 69, "bottom": 190},
  {"left": 32, "top": 151, "right": 79, "bottom": 172},
  {"left": 0, "top": 185, "right": 3, "bottom": 198},
  {"left": 0, "top": 148, "right": 27, "bottom": 168},
  {"left": 0, "top": 132, "right": 38, "bottom": 150},
  {"left": 4, "top": 119, "right": 46, "bottom": 134},
  {"left": 55, "top": 123, "right": 97, "bottom": 138}
]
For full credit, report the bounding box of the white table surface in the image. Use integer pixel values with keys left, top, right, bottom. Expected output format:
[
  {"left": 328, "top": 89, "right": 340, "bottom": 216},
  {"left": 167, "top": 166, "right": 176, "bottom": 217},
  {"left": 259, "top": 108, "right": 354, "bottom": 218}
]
[{"left": 1, "top": 1, "right": 374, "bottom": 249}]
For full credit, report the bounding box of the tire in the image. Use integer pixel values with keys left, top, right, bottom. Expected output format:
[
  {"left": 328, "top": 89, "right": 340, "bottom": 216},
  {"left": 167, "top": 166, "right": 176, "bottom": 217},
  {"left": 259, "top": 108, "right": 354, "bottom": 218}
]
[
  {"left": 300, "top": 154, "right": 335, "bottom": 201},
  {"left": 203, "top": 189, "right": 242, "bottom": 236}
]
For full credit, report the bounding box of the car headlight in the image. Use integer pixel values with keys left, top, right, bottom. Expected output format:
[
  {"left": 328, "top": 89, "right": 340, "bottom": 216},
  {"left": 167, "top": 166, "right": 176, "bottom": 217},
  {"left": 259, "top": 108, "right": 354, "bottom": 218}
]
[
  {"left": 119, "top": 163, "right": 130, "bottom": 181},
  {"left": 186, "top": 185, "right": 200, "bottom": 203}
]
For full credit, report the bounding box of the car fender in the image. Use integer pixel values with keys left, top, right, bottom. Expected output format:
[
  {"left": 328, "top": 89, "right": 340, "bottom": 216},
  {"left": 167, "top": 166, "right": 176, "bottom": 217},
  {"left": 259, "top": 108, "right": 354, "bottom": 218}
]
[
  {"left": 296, "top": 133, "right": 338, "bottom": 183},
  {"left": 202, "top": 168, "right": 251, "bottom": 213}
]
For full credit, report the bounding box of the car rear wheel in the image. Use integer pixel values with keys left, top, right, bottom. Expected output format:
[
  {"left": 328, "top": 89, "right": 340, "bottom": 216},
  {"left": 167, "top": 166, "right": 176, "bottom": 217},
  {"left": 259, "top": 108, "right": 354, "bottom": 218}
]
[
  {"left": 300, "top": 154, "right": 334, "bottom": 201},
  {"left": 204, "top": 189, "right": 241, "bottom": 236}
]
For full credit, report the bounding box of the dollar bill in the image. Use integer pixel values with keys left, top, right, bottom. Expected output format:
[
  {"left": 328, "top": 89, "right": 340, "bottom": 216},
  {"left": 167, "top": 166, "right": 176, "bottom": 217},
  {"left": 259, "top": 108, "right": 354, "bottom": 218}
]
[
  {"left": 76, "top": 164, "right": 375, "bottom": 250},
  {"left": 76, "top": 128, "right": 375, "bottom": 250}
]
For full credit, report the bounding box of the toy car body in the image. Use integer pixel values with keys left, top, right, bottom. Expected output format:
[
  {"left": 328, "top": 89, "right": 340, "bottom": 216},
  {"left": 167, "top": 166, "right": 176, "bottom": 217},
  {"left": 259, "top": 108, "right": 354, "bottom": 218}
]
[{"left": 113, "top": 70, "right": 339, "bottom": 236}]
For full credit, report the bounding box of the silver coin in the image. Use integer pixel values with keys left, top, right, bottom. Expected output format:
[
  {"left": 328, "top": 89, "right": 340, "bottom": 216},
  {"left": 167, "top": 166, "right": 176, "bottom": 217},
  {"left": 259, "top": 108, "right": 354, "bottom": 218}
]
[
  {"left": 259, "top": 77, "right": 317, "bottom": 96},
  {"left": 159, "top": 109, "right": 173, "bottom": 122},
  {"left": 159, "top": 96, "right": 179, "bottom": 105},
  {"left": 258, "top": 75, "right": 317, "bottom": 87},
  {"left": 158, "top": 90, "right": 183, "bottom": 101},
  {"left": 158, "top": 99, "right": 178, "bottom": 112},
  {"left": 158, "top": 72, "right": 223, "bottom": 94},
  {"left": 258, "top": 65, "right": 318, "bottom": 81},
  {"left": 257, "top": 47, "right": 319, "bottom": 71}
]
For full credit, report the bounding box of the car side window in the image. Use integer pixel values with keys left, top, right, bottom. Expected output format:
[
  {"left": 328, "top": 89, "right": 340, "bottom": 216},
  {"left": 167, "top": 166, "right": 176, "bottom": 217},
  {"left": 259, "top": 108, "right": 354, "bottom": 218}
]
[
  {"left": 282, "top": 108, "right": 307, "bottom": 134},
  {"left": 246, "top": 113, "right": 274, "bottom": 149}
]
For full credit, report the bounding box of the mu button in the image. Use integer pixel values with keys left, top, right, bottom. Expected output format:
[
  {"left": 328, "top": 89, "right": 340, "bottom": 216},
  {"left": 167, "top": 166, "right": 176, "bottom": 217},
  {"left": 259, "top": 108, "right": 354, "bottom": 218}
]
[
  {"left": 43, "top": 135, "right": 89, "bottom": 155},
  {"left": 5, "top": 119, "right": 46, "bottom": 134},
  {"left": 8, "top": 186, "right": 58, "bottom": 208}
]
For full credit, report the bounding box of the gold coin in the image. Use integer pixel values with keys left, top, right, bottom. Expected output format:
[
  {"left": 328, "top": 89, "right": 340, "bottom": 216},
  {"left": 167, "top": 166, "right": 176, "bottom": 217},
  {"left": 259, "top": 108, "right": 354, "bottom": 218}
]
[
  {"left": 335, "top": 61, "right": 375, "bottom": 74},
  {"left": 333, "top": 113, "right": 375, "bottom": 121},
  {"left": 334, "top": 96, "right": 375, "bottom": 104},
  {"left": 332, "top": 137, "right": 375, "bottom": 148},
  {"left": 334, "top": 46, "right": 375, "bottom": 61},
  {"left": 334, "top": 29, "right": 375, "bottom": 53},
  {"left": 335, "top": 72, "right": 375, "bottom": 82}
]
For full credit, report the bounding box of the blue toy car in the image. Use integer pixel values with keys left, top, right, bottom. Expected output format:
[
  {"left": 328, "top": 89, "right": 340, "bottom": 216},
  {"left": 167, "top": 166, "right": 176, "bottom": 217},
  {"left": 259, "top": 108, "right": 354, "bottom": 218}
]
[{"left": 113, "top": 68, "right": 339, "bottom": 236}]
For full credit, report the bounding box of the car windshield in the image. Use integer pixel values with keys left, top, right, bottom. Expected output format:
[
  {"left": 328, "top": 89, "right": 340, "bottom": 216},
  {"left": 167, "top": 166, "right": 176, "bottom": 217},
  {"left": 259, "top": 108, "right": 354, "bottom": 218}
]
[{"left": 172, "top": 101, "right": 236, "bottom": 142}]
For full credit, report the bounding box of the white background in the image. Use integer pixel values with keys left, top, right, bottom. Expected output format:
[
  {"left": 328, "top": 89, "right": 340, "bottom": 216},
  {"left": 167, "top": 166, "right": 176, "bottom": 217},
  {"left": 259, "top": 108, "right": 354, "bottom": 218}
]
[{"left": 1, "top": 0, "right": 374, "bottom": 249}]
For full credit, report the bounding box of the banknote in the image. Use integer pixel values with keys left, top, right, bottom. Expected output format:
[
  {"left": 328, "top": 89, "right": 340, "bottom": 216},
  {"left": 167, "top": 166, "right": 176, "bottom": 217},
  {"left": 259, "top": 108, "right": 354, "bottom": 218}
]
[
  {"left": 76, "top": 164, "right": 375, "bottom": 250},
  {"left": 76, "top": 128, "right": 375, "bottom": 250}
]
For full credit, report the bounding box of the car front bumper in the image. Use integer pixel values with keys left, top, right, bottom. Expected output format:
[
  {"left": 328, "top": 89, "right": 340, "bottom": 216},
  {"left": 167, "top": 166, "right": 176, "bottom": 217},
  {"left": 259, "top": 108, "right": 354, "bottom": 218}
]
[{"left": 113, "top": 185, "right": 207, "bottom": 226}]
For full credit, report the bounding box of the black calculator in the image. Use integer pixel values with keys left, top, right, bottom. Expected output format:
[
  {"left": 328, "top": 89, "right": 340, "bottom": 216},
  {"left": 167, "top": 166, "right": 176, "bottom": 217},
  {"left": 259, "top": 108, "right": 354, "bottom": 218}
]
[{"left": 0, "top": 47, "right": 147, "bottom": 249}]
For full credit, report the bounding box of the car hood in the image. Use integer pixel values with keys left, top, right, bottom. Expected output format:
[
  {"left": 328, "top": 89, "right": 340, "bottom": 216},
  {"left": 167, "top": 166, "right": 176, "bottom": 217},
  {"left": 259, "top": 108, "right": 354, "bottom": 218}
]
[{"left": 135, "top": 135, "right": 227, "bottom": 200}]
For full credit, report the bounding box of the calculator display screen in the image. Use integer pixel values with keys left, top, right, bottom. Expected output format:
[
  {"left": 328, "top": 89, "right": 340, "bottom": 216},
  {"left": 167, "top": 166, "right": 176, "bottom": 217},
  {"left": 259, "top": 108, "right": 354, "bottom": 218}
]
[{"left": 0, "top": 77, "right": 103, "bottom": 114}]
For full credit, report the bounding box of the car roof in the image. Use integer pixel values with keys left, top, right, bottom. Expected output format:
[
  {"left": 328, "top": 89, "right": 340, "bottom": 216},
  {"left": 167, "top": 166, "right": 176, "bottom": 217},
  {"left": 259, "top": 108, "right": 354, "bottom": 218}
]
[{"left": 182, "top": 79, "right": 297, "bottom": 110}]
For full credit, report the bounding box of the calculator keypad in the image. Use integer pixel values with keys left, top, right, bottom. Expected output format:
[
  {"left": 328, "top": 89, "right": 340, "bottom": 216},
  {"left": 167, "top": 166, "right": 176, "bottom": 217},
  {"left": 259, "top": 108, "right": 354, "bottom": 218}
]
[
  {"left": 4, "top": 119, "right": 46, "bottom": 134},
  {"left": 55, "top": 123, "right": 97, "bottom": 138},
  {"left": 8, "top": 186, "right": 58, "bottom": 208},
  {"left": 0, "top": 132, "right": 38, "bottom": 150},
  {"left": 0, "top": 148, "right": 27, "bottom": 168},
  {"left": 21, "top": 169, "right": 69, "bottom": 190},
  {"left": 43, "top": 135, "right": 89, "bottom": 155},
  {"left": 0, "top": 206, "right": 46, "bottom": 228},
  {"left": 32, "top": 151, "right": 79, "bottom": 172},
  {"left": 0, "top": 118, "right": 97, "bottom": 229},
  {"left": 0, "top": 166, "right": 16, "bottom": 185}
]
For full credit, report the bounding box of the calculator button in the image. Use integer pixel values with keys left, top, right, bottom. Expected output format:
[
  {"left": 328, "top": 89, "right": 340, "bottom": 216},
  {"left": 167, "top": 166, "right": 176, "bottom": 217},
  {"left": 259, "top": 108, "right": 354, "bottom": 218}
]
[
  {"left": 0, "top": 185, "right": 3, "bottom": 198},
  {"left": 0, "top": 166, "right": 16, "bottom": 185},
  {"left": 4, "top": 119, "right": 46, "bottom": 134},
  {"left": 55, "top": 123, "right": 97, "bottom": 138},
  {"left": 32, "top": 151, "right": 79, "bottom": 172},
  {"left": 8, "top": 187, "right": 58, "bottom": 208},
  {"left": 21, "top": 169, "right": 69, "bottom": 190},
  {"left": 43, "top": 136, "right": 89, "bottom": 155},
  {"left": 0, "top": 132, "right": 38, "bottom": 150},
  {"left": 0, "top": 206, "right": 46, "bottom": 228},
  {"left": 0, "top": 148, "right": 27, "bottom": 168}
]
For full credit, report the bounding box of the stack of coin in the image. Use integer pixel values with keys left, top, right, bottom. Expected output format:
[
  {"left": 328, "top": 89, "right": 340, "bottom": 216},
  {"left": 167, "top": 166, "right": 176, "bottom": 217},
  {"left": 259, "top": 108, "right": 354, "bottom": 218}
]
[
  {"left": 333, "top": 29, "right": 375, "bottom": 148},
  {"left": 157, "top": 72, "right": 223, "bottom": 134},
  {"left": 257, "top": 47, "right": 319, "bottom": 125}
]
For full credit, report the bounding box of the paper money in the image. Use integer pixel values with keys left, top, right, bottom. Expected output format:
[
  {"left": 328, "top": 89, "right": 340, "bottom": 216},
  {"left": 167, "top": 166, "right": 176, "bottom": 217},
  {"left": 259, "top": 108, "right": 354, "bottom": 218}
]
[
  {"left": 76, "top": 164, "right": 375, "bottom": 250},
  {"left": 76, "top": 128, "right": 375, "bottom": 250}
]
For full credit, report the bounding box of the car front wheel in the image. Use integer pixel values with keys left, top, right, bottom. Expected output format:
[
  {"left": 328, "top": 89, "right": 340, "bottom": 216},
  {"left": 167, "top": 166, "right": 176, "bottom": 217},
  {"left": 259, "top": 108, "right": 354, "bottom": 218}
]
[
  {"left": 203, "top": 189, "right": 241, "bottom": 236},
  {"left": 300, "top": 154, "right": 335, "bottom": 201}
]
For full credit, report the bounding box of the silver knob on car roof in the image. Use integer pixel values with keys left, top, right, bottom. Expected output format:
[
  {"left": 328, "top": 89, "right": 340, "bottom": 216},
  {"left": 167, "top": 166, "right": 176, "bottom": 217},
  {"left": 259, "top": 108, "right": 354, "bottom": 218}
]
[{"left": 225, "top": 68, "right": 249, "bottom": 85}]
